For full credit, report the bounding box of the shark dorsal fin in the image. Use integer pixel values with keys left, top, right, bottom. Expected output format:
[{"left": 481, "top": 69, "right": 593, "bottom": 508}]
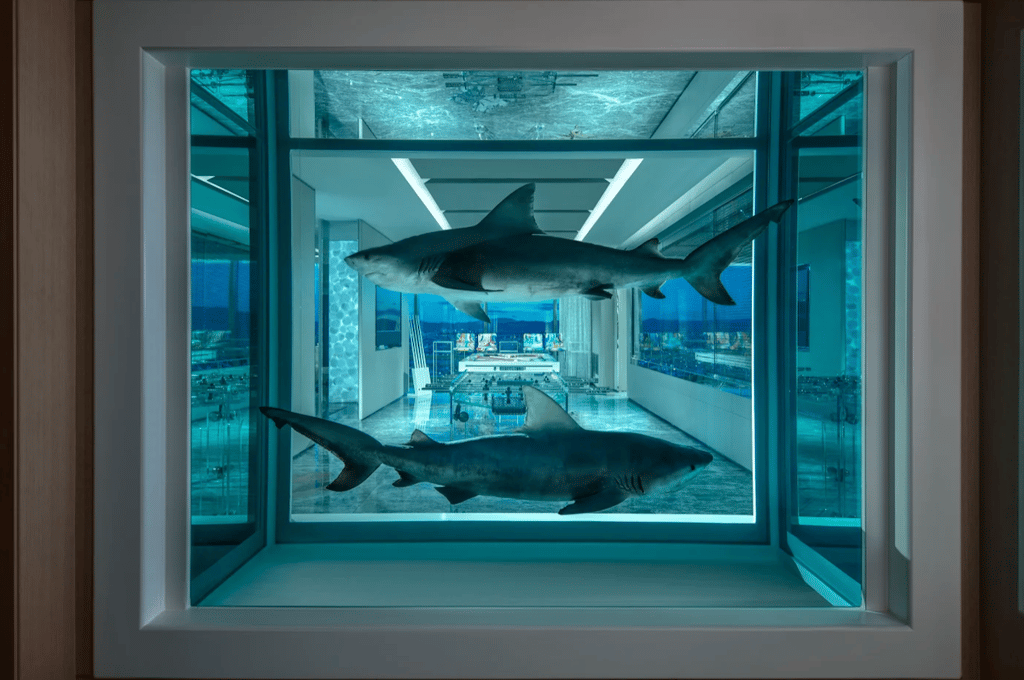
[
  {"left": 407, "top": 429, "right": 437, "bottom": 446},
  {"left": 475, "top": 184, "right": 542, "bottom": 235},
  {"left": 632, "top": 238, "right": 664, "bottom": 257},
  {"left": 522, "top": 385, "right": 580, "bottom": 432}
]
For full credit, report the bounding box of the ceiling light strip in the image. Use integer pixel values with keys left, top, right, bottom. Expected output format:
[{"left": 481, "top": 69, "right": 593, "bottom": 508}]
[
  {"left": 620, "top": 156, "right": 752, "bottom": 250},
  {"left": 575, "top": 158, "right": 643, "bottom": 242},
  {"left": 391, "top": 158, "right": 452, "bottom": 230}
]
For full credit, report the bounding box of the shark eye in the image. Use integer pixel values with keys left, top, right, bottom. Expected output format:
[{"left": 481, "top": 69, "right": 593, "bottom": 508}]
[{"left": 690, "top": 465, "right": 696, "bottom": 471}]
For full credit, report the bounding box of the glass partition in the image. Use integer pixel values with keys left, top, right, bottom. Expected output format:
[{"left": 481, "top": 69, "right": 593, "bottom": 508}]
[
  {"left": 632, "top": 175, "right": 756, "bottom": 397},
  {"left": 784, "top": 71, "right": 864, "bottom": 604}
]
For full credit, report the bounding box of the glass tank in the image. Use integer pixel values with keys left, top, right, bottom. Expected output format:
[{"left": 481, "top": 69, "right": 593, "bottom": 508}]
[{"left": 190, "top": 67, "right": 866, "bottom": 607}]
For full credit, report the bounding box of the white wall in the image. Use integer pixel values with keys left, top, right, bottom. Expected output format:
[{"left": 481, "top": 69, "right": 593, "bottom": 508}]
[
  {"left": 592, "top": 298, "right": 616, "bottom": 388},
  {"left": 358, "top": 221, "right": 408, "bottom": 420},
  {"left": 627, "top": 364, "right": 753, "bottom": 471},
  {"left": 290, "top": 175, "right": 316, "bottom": 454}
]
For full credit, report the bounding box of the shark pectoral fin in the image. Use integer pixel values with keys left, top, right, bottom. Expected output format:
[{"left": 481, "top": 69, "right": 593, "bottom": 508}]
[
  {"left": 475, "top": 183, "right": 543, "bottom": 235},
  {"left": 641, "top": 282, "right": 666, "bottom": 299},
  {"left": 582, "top": 284, "right": 613, "bottom": 300},
  {"left": 393, "top": 470, "right": 421, "bottom": 487},
  {"left": 687, "top": 274, "right": 736, "bottom": 306},
  {"left": 522, "top": 385, "right": 580, "bottom": 431},
  {"left": 558, "top": 488, "right": 630, "bottom": 515},
  {"left": 449, "top": 300, "right": 490, "bottom": 323},
  {"left": 435, "top": 486, "right": 478, "bottom": 505},
  {"left": 326, "top": 462, "right": 380, "bottom": 492}
]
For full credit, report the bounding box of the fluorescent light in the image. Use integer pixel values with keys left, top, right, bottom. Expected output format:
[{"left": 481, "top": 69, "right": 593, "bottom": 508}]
[
  {"left": 575, "top": 158, "right": 643, "bottom": 241},
  {"left": 620, "top": 156, "right": 752, "bottom": 250},
  {"left": 391, "top": 158, "right": 451, "bottom": 230}
]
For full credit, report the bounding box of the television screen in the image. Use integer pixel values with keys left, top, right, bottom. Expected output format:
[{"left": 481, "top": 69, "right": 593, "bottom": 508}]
[
  {"left": 545, "top": 333, "right": 564, "bottom": 351},
  {"left": 523, "top": 333, "right": 543, "bottom": 351},
  {"left": 477, "top": 333, "right": 497, "bottom": 352}
]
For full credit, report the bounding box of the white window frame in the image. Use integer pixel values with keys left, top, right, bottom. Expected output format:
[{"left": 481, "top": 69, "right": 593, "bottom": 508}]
[{"left": 93, "top": 1, "right": 967, "bottom": 677}]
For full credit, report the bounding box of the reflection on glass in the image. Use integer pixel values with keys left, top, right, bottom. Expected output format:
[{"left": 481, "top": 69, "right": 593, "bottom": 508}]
[
  {"left": 790, "top": 71, "right": 863, "bottom": 134},
  {"left": 788, "top": 101, "right": 863, "bottom": 595},
  {"left": 633, "top": 186, "right": 756, "bottom": 397},
  {"left": 189, "top": 144, "right": 258, "bottom": 578},
  {"left": 375, "top": 286, "right": 402, "bottom": 349},
  {"left": 190, "top": 69, "right": 256, "bottom": 135},
  {"left": 689, "top": 72, "right": 757, "bottom": 139},
  {"left": 290, "top": 69, "right": 756, "bottom": 140}
]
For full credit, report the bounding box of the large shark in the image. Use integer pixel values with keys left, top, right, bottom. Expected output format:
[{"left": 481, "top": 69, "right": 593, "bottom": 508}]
[
  {"left": 346, "top": 184, "right": 793, "bottom": 322},
  {"left": 261, "top": 386, "right": 713, "bottom": 515},
  {"left": 346, "top": 182, "right": 542, "bottom": 279}
]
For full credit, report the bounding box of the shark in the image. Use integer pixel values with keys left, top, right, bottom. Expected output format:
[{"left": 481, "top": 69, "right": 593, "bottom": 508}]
[
  {"left": 345, "top": 184, "right": 793, "bottom": 323},
  {"left": 261, "top": 386, "right": 713, "bottom": 515}
]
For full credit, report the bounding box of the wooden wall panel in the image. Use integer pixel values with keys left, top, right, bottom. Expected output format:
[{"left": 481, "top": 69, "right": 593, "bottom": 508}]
[
  {"left": 12, "top": 0, "right": 78, "bottom": 678},
  {"left": 75, "top": 1, "right": 93, "bottom": 676},
  {"left": 962, "top": 5, "right": 982, "bottom": 680},
  {"left": 978, "top": 0, "right": 1024, "bottom": 675},
  {"left": 3, "top": 0, "right": 18, "bottom": 678}
]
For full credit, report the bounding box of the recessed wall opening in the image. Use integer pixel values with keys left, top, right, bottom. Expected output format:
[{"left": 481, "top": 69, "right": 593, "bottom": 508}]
[{"left": 188, "top": 67, "right": 864, "bottom": 607}]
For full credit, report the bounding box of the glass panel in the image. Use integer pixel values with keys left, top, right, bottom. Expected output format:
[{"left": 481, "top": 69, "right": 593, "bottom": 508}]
[
  {"left": 689, "top": 72, "right": 757, "bottom": 139},
  {"left": 633, "top": 170, "right": 756, "bottom": 397},
  {"left": 190, "top": 69, "right": 257, "bottom": 135},
  {"left": 789, "top": 138, "right": 863, "bottom": 594},
  {"left": 289, "top": 69, "right": 755, "bottom": 140},
  {"left": 190, "top": 144, "right": 260, "bottom": 578},
  {"left": 285, "top": 146, "right": 759, "bottom": 522},
  {"left": 789, "top": 71, "right": 863, "bottom": 133}
]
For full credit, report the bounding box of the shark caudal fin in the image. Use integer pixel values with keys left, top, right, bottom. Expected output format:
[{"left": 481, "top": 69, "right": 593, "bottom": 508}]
[
  {"left": 680, "top": 200, "right": 794, "bottom": 305},
  {"left": 259, "top": 407, "right": 382, "bottom": 492}
]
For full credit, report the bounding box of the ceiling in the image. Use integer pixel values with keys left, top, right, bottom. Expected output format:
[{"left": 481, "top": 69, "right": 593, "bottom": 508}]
[
  {"left": 194, "top": 70, "right": 863, "bottom": 253},
  {"left": 290, "top": 68, "right": 758, "bottom": 249}
]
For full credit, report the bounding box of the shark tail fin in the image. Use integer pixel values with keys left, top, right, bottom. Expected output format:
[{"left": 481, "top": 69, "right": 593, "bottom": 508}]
[
  {"left": 680, "top": 199, "right": 794, "bottom": 306},
  {"left": 260, "top": 406, "right": 382, "bottom": 492}
]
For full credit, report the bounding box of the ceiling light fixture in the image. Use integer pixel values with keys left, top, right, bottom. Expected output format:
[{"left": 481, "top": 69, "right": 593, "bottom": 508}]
[
  {"left": 391, "top": 158, "right": 452, "bottom": 230},
  {"left": 620, "top": 156, "right": 752, "bottom": 250},
  {"left": 575, "top": 158, "right": 643, "bottom": 242}
]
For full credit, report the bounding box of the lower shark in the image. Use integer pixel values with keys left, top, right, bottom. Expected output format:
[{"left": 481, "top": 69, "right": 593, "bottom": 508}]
[
  {"left": 261, "top": 386, "right": 713, "bottom": 515},
  {"left": 346, "top": 189, "right": 793, "bottom": 322}
]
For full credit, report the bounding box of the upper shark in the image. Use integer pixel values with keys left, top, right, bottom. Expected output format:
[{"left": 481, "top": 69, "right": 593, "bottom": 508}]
[
  {"left": 345, "top": 183, "right": 794, "bottom": 323},
  {"left": 261, "top": 386, "right": 713, "bottom": 515}
]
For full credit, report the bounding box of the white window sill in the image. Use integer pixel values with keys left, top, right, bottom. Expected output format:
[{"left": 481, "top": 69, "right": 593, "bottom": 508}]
[{"left": 199, "top": 543, "right": 835, "bottom": 609}]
